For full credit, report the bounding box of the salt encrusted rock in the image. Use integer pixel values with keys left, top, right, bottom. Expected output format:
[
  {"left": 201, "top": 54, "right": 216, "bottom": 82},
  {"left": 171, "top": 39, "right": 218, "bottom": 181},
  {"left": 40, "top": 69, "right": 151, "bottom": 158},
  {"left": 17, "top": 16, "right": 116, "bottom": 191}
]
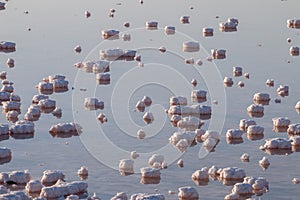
[
  {"left": 272, "top": 117, "right": 290, "bottom": 127},
  {"left": 2, "top": 101, "right": 21, "bottom": 112},
  {"left": 169, "top": 96, "right": 187, "bottom": 106},
  {"left": 223, "top": 77, "right": 233, "bottom": 86},
  {"left": 290, "top": 46, "right": 299, "bottom": 56},
  {"left": 182, "top": 41, "right": 200, "bottom": 52},
  {"left": 180, "top": 16, "right": 190, "bottom": 24},
  {"left": 287, "top": 124, "right": 300, "bottom": 136},
  {"left": 247, "top": 104, "right": 264, "bottom": 113},
  {"left": 49, "top": 122, "right": 82, "bottom": 134},
  {"left": 101, "top": 29, "right": 119, "bottom": 38},
  {"left": 219, "top": 21, "right": 237, "bottom": 31},
  {"left": 26, "top": 180, "right": 43, "bottom": 193},
  {"left": 0, "top": 41, "right": 16, "bottom": 49},
  {"left": 96, "top": 73, "right": 110, "bottom": 84},
  {"left": 40, "top": 181, "right": 88, "bottom": 199},
  {"left": 130, "top": 193, "right": 165, "bottom": 200},
  {"left": 170, "top": 115, "right": 182, "bottom": 125},
  {"left": 9, "top": 121, "right": 34, "bottom": 134},
  {"left": 41, "top": 170, "right": 65, "bottom": 185},
  {"left": 141, "top": 96, "right": 152, "bottom": 107},
  {"left": 143, "top": 112, "right": 154, "bottom": 124},
  {"left": 220, "top": 167, "right": 246, "bottom": 180},
  {"left": 240, "top": 153, "right": 250, "bottom": 162},
  {"left": 253, "top": 93, "right": 270, "bottom": 102},
  {"left": 260, "top": 138, "right": 292, "bottom": 149},
  {"left": 0, "top": 124, "right": 9, "bottom": 136},
  {"left": 0, "top": 91, "right": 10, "bottom": 101},
  {"left": 178, "top": 186, "right": 199, "bottom": 200},
  {"left": 32, "top": 94, "right": 48, "bottom": 104},
  {"left": 169, "top": 131, "right": 196, "bottom": 150},
  {"left": 277, "top": 85, "right": 289, "bottom": 97},
  {"left": 146, "top": 21, "right": 158, "bottom": 28},
  {"left": 202, "top": 27, "right": 214, "bottom": 36},
  {"left": 77, "top": 166, "right": 88, "bottom": 177},
  {"left": 226, "top": 129, "right": 243, "bottom": 139},
  {"left": 167, "top": 105, "right": 211, "bottom": 115},
  {"left": 239, "top": 119, "right": 256, "bottom": 131},
  {"left": 111, "top": 192, "right": 128, "bottom": 200},
  {"left": 0, "top": 147, "right": 11, "bottom": 159},
  {"left": 231, "top": 183, "right": 253, "bottom": 196},
  {"left": 191, "top": 90, "right": 207, "bottom": 100},
  {"left": 5, "top": 170, "right": 31, "bottom": 184},
  {"left": 0, "top": 191, "right": 30, "bottom": 200},
  {"left": 131, "top": 151, "right": 139, "bottom": 159},
  {"left": 247, "top": 125, "right": 264, "bottom": 135},
  {"left": 148, "top": 154, "right": 164, "bottom": 168},
  {"left": 84, "top": 97, "right": 104, "bottom": 110},
  {"left": 211, "top": 49, "right": 226, "bottom": 59},
  {"left": 291, "top": 136, "right": 300, "bottom": 146},
  {"left": 119, "top": 159, "right": 134, "bottom": 174},
  {"left": 37, "top": 82, "right": 53, "bottom": 94},
  {"left": 259, "top": 157, "right": 270, "bottom": 168},
  {"left": 177, "top": 117, "right": 204, "bottom": 131},
  {"left": 137, "top": 129, "right": 146, "bottom": 139},
  {"left": 192, "top": 167, "right": 209, "bottom": 180},
  {"left": 266, "top": 79, "right": 274, "bottom": 87},
  {"left": 38, "top": 99, "right": 56, "bottom": 110},
  {"left": 243, "top": 176, "right": 269, "bottom": 191},
  {"left": 164, "top": 26, "right": 175, "bottom": 34},
  {"left": 140, "top": 167, "right": 160, "bottom": 178}
]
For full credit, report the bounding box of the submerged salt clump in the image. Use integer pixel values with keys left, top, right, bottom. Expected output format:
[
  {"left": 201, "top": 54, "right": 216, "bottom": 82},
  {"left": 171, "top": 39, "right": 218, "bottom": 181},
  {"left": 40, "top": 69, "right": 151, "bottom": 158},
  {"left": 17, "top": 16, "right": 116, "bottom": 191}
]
[
  {"left": 202, "top": 27, "right": 214, "bottom": 37},
  {"left": 130, "top": 193, "right": 165, "bottom": 200},
  {"left": 169, "top": 96, "right": 187, "bottom": 106},
  {"left": 49, "top": 122, "right": 82, "bottom": 134},
  {"left": 226, "top": 129, "right": 243, "bottom": 139},
  {"left": 0, "top": 71, "right": 6, "bottom": 80},
  {"left": 247, "top": 125, "right": 264, "bottom": 135},
  {"left": 0, "top": 147, "right": 11, "bottom": 159},
  {"left": 272, "top": 117, "right": 290, "bottom": 127},
  {"left": 169, "top": 131, "right": 196, "bottom": 151},
  {"left": 167, "top": 105, "right": 211, "bottom": 116},
  {"left": 119, "top": 159, "right": 134, "bottom": 175},
  {"left": 41, "top": 170, "right": 65, "bottom": 185},
  {"left": 84, "top": 97, "right": 104, "bottom": 110},
  {"left": 191, "top": 167, "right": 209, "bottom": 181},
  {"left": 183, "top": 41, "right": 199, "bottom": 52},
  {"left": 211, "top": 49, "right": 226, "bottom": 59},
  {"left": 178, "top": 186, "right": 199, "bottom": 200},
  {"left": 26, "top": 180, "right": 43, "bottom": 193},
  {"left": 177, "top": 117, "right": 204, "bottom": 131},
  {"left": 239, "top": 119, "right": 256, "bottom": 131},
  {"left": 231, "top": 182, "right": 253, "bottom": 196},
  {"left": 140, "top": 167, "right": 161, "bottom": 179},
  {"left": 220, "top": 167, "right": 246, "bottom": 180},
  {"left": 164, "top": 26, "right": 175, "bottom": 35},
  {"left": 223, "top": 77, "right": 233, "bottom": 87},
  {"left": 122, "top": 33, "right": 131, "bottom": 41},
  {"left": 40, "top": 181, "right": 88, "bottom": 199},
  {"left": 111, "top": 192, "right": 128, "bottom": 200},
  {"left": 260, "top": 138, "right": 292, "bottom": 149}
]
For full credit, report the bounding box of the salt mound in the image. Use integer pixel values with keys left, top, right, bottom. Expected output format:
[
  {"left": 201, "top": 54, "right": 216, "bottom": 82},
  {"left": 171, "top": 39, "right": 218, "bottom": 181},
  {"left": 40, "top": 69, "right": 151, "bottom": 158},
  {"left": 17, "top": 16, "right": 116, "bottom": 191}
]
[
  {"left": 0, "top": 170, "right": 31, "bottom": 184},
  {"left": 130, "top": 193, "right": 165, "bottom": 200},
  {"left": 277, "top": 85, "right": 289, "bottom": 97},
  {"left": 101, "top": 29, "right": 119, "bottom": 38},
  {"left": 2, "top": 101, "right": 21, "bottom": 112},
  {"left": 180, "top": 16, "right": 190, "bottom": 24},
  {"left": 253, "top": 93, "right": 270, "bottom": 103},
  {"left": 220, "top": 167, "right": 246, "bottom": 180},
  {"left": 164, "top": 26, "right": 175, "bottom": 35},
  {"left": 49, "top": 122, "right": 82, "bottom": 134},
  {"left": 247, "top": 125, "right": 264, "bottom": 135},
  {"left": 66, "top": 195, "right": 80, "bottom": 200},
  {"left": 77, "top": 166, "right": 88, "bottom": 177},
  {"left": 211, "top": 49, "right": 226, "bottom": 59},
  {"left": 169, "top": 131, "right": 195, "bottom": 151},
  {"left": 119, "top": 159, "right": 134, "bottom": 175},
  {"left": 41, "top": 170, "right": 65, "bottom": 185},
  {"left": 167, "top": 105, "right": 211, "bottom": 116},
  {"left": 191, "top": 167, "right": 209, "bottom": 181},
  {"left": 290, "top": 136, "right": 300, "bottom": 146},
  {"left": 243, "top": 176, "right": 269, "bottom": 191},
  {"left": 10, "top": 120, "right": 34, "bottom": 134},
  {"left": 0, "top": 147, "right": 11, "bottom": 159},
  {"left": 226, "top": 129, "right": 243, "bottom": 139},
  {"left": 177, "top": 117, "right": 204, "bottom": 131},
  {"left": 143, "top": 112, "right": 154, "bottom": 124},
  {"left": 223, "top": 77, "right": 233, "bottom": 87},
  {"left": 239, "top": 119, "right": 256, "bottom": 131},
  {"left": 178, "top": 186, "right": 199, "bottom": 200},
  {"left": 191, "top": 90, "right": 207, "bottom": 102},
  {"left": 240, "top": 153, "right": 250, "bottom": 162},
  {"left": 202, "top": 27, "right": 214, "bottom": 37},
  {"left": 111, "top": 192, "right": 128, "bottom": 200},
  {"left": 260, "top": 138, "right": 292, "bottom": 149},
  {"left": 259, "top": 157, "right": 270, "bottom": 169},
  {"left": 247, "top": 104, "right": 264, "bottom": 113},
  {"left": 290, "top": 46, "right": 299, "bottom": 56},
  {"left": 146, "top": 21, "right": 158, "bottom": 29},
  {"left": 0, "top": 191, "right": 30, "bottom": 200},
  {"left": 84, "top": 97, "right": 104, "bottom": 110},
  {"left": 183, "top": 41, "right": 199, "bottom": 52},
  {"left": 25, "top": 180, "right": 43, "bottom": 193},
  {"left": 170, "top": 96, "right": 187, "bottom": 106},
  {"left": 96, "top": 73, "right": 110, "bottom": 85},
  {"left": 219, "top": 21, "right": 237, "bottom": 32},
  {"left": 0, "top": 91, "right": 10, "bottom": 101},
  {"left": 140, "top": 167, "right": 160, "bottom": 178},
  {"left": 0, "top": 41, "right": 16, "bottom": 49},
  {"left": 148, "top": 154, "right": 164, "bottom": 168},
  {"left": 272, "top": 117, "right": 290, "bottom": 127},
  {"left": 231, "top": 183, "right": 252, "bottom": 196},
  {"left": 287, "top": 124, "right": 300, "bottom": 136}
]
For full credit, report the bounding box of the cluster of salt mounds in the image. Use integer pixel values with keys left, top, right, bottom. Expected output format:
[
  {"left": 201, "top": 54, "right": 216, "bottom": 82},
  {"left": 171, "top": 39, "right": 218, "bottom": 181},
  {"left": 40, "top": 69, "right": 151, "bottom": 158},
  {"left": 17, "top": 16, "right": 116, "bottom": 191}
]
[
  {"left": 178, "top": 186, "right": 199, "bottom": 200},
  {"left": 203, "top": 27, "right": 214, "bottom": 37},
  {"left": 146, "top": 21, "right": 158, "bottom": 29},
  {"left": 9, "top": 120, "right": 34, "bottom": 136},
  {"left": 177, "top": 117, "right": 204, "bottom": 131},
  {"left": 135, "top": 96, "right": 152, "bottom": 112},
  {"left": 0, "top": 170, "right": 31, "bottom": 185},
  {"left": 211, "top": 49, "right": 226, "bottom": 59},
  {"left": 0, "top": 191, "right": 30, "bottom": 200},
  {"left": 260, "top": 138, "right": 292, "bottom": 155},
  {"left": 77, "top": 60, "right": 110, "bottom": 74},
  {"left": 164, "top": 25, "right": 175, "bottom": 35},
  {"left": 101, "top": 29, "right": 119, "bottom": 39},
  {"left": 220, "top": 167, "right": 246, "bottom": 181},
  {"left": 287, "top": 19, "right": 300, "bottom": 28},
  {"left": 26, "top": 179, "right": 43, "bottom": 194},
  {"left": 253, "top": 93, "right": 270, "bottom": 105},
  {"left": 246, "top": 125, "right": 264, "bottom": 140},
  {"left": 119, "top": 159, "right": 134, "bottom": 175},
  {"left": 219, "top": 18, "right": 238, "bottom": 32},
  {"left": 191, "top": 90, "right": 207, "bottom": 103},
  {"left": 167, "top": 105, "right": 211, "bottom": 116},
  {"left": 169, "top": 96, "right": 187, "bottom": 106},
  {"left": 41, "top": 170, "right": 65, "bottom": 185},
  {"left": 40, "top": 181, "right": 88, "bottom": 199},
  {"left": 169, "top": 131, "right": 196, "bottom": 152},
  {"left": 37, "top": 74, "right": 69, "bottom": 94},
  {"left": 182, "top": 41, "right": 199, "bottom": 52},
  {"left": 200, "top": 130, "right": 220, "bottom": 151},
  {"left": 84, "top": 97, "right": 104, "bottom": 110},
  {"left": 0, "top": 41, "right": 16, "bottom": 53},
  {"left": 239, "top": 119, "right": 256, "bottom": 131},
  {"left": 49, "top": 122, "right": 82, "bottom": 138},
  {"left": 148, "top": 154, "right": 165, "bottom": 169},
  {"left": 100, "top": 48, "right": 137, "bottom": 61}
]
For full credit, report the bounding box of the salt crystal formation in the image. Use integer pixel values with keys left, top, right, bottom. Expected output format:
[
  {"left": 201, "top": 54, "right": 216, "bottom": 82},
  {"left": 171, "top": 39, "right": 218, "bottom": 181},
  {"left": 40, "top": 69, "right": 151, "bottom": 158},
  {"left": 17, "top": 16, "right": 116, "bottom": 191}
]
[
  {"left": 119, "top": 159, "right": 134, "bottom": 175},
  {"left": 182, "top": 41, "right": 199, "bottom": 52},
  {"left": 10, "top": 120, "right": 34, "bottom": 135},
  {"left": 84, "top": 97, "right": 104, "bottom": 110},
  {"left": 219, "top": 18, "right": 238, "bottom": 32},
  {"left": 178, "top": 186, "right": 199, "bottom": 200},
  {"left": 169, "top": 131, "right": 196, "bottom": 152},
  {"left": 49, "top": 122, "right": 82, "bottom": 134},
  {"left": 167, "top": 105, "right": 211, "bottom": 116},
  {"left": 0, "top": 170, "right": 31, "bottom": 184},
  {"left": 202, "top": 27, "right": 214, "bottom": 37},
  {"left": 25, "top": 180, "right": 43, "bottom": 193},
  {"left": 211, "top": 49, "right": 226, "bottom": 59},
  {"left": 41, "top": 170, "right": 65, "bottom": 185},
  {"left": 130, "top": 193, "right": 165, "bottom": 200},
  {"left": 180, "top": 16, "right": 190, "bottom": 24},
  {"left": 164, "top": 26, "right": 175, "bottom": 35},
  {"left": 226, "top": 129, "right": 243, "bottom": 139}
]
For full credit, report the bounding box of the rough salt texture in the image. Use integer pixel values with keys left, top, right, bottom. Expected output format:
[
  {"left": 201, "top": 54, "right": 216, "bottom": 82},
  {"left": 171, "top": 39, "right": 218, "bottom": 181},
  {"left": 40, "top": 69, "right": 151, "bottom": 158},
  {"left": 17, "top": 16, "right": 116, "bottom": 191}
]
[
  {"left": 168, "top": 105, "right": 211, "bottom": 115},
  {"left": 9, "top": 120, "right": 34, "bottom": 134},
  {"left": 169, "top": 131, "right": 195, "bottom": 147},
  {"left": 119, "top": 159, "right": 134, "bottom": 174},
  {"left": 247, "top": 125, "right": 264, "bottom": 135},
  {"left": 49, "top": 122, "right": 82, "bottom": 134},
  {"left": 77, "top": 166, "right": 88, "bottom": 176},
  {"left": 84, "top": 97, "right": 104, "bottom": 110},
  {"left": 3, "top": 170, "right": 31, "bottom": 184},
  {"left": 259, "top": 157, "right": 270, "bottom": 167},
  {"left": 240, "top": 153, "right": 250, "bottom": 162},
  {"left": 0, "top": 147, "right": 11, "bottom": 159},
  {"left": 191, "top": 90, "right": 207, "bottom": 99},
  {"left": 243, "top": 176, "right": 268, "bottom": 191},
  {"left": 140, "top": 167, "right": 161, "bottom": 178},
  {"left": 130, "top": 193, "right": 165, "bottom": 200},
  {"left": 291, "top": 136, "right": 300, "bottom": 146},
  {"left": 41, "top": 170, "right": 65, "bottom": 184},
  {"left": 226, "top": 129, "right": 243, "bottom": 139},
  {"left": 169, "top": 96, "right": 187, "bottom": 106},
  {"left": 25, "top": 180, "right": 43, "bottom": 193},
  {"left": 148, "top": 154, "right": 164, "bottom": 167},
  {"left": 0, "top": 191, "right": 30, "bottom": 200},
  {"left": 220, "top": 167, "right": 246, "bottom": 180},
  {"left": 177, "top": 117, "right": 203, "bottom": 131},
  {"left": 253, "top": 93, "right": 270, "bottom": 101},
  {"left": 0, "top": 124, "right": 9, "bottom": 135},
  {"left": 272, "top": 117, "right": 290, "bottom": 127},
  {"left": 38, "top": 99, "right": 56, "bottom": 108},
  {"left": 239, "top": 119, "right": 256, "bottom": 130},
  {"left": 247, "top": 104, "right": 264, "bottom": 113},
  {"left": 287, "top": 124, "right": 300, "bottom": 136},
  {"left": 143, "top": 112, "right": 154, "bottom": 124},
  {"left": 192, "top": 168, "right": 209, "bottom": 180},
  {"left": 261, "top": 138, "right": 292, "bottom": 149},
  {"left": 231, "top": 183, "right": 252, "bottom": 195},
  {"left": 178, "top": 186, "right": 199, "bottom": 200},
  {"left": 2, "top": 101, "right": 21, "bottom": 111}
]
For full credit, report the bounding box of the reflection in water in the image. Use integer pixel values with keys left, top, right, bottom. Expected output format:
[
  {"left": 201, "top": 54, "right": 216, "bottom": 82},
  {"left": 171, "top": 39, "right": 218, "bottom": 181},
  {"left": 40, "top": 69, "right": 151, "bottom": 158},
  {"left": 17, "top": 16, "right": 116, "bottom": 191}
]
[
  {"left": 0, "top": 156, "right": 11, "bottom": 165},
  {"left": 226, "top": 138, "right": 244, "bottom": 145},
  {"left": 0, "top": 134, "right": 9, "bottom": 141},
  {"left": 247, "top": 112, "right": 264, "bottom": 118},
  {"left": 247, "top": 133, "right": 264, "bottom": 141},
  {"left": 50, "top": 131, "right": 79, "bottom": 138},
  {"left": 10, "top": 133, "right": 34, "bottom": 140},
  {"left": 140, "top": 177, "right": 160, "bottom": 184},
  {"left": 193, "top": 179, "right": 209, "bottom": 186},
  {"left": 263, "top": 148, "right": 293, "bottom": 156},
  {"left": 273, "top": 126, "right": 288, "bottom": 133}
]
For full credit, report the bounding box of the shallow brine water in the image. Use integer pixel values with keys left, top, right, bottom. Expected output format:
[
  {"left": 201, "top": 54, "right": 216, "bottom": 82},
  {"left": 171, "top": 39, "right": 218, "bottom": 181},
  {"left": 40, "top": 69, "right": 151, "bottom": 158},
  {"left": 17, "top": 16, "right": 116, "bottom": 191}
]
[{"left": 0, "top": 0, "right": 300, "bottom": 199}]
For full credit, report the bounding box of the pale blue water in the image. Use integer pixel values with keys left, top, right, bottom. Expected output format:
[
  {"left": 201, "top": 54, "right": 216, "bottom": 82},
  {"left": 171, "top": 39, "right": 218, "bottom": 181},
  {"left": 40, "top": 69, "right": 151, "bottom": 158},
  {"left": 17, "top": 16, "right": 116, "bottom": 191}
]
[{"left": 0, "top": 0, "right": 300, "bottom": 199}]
